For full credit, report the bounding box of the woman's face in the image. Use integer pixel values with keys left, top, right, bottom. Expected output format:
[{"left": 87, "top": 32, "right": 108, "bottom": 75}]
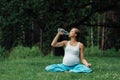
[{"left": 69, "top": 28, "right": 77, "bottom": 37}]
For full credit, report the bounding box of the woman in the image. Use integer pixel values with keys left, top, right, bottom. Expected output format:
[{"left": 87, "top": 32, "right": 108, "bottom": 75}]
[{"left": 45, "top": 28, "right": 92, "bottom": 73}]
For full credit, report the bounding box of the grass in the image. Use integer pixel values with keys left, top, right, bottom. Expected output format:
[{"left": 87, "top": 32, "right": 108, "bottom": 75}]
[{"left": 0, "top": 56, "right": 120, "bottom": 80}]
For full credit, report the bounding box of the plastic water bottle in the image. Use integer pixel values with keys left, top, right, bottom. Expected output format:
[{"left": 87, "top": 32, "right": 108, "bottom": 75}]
[{"left": 57, "top": 28, "right": 69, "bottom": 35}]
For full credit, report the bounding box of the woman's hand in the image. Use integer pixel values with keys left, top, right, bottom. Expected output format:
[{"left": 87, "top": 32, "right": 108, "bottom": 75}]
[
  {"left": 86, "top": 63, "right": 91, "bottom": 67},
  {"left": 58, "top": 31, "right": 64, "bottom": 35}
]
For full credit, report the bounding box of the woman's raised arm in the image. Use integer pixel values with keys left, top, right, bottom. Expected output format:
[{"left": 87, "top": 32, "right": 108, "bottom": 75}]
[{"left": 51, "top": 32, "right": 67, "bottom": 47}]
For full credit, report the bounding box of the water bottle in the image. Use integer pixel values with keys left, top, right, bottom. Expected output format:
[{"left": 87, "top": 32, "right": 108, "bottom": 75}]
[{"left": 57, "top": 28, "right": 69, "bottom": 35}]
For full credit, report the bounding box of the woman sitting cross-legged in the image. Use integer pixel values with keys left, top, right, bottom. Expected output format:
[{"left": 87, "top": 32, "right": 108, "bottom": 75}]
[{"left": 45, "top": 27, "right": 92, "bottom": 73}]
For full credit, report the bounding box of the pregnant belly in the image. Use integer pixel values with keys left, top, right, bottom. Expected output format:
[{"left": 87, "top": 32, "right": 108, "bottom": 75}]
[{"left": 63, "top": 55, "right": 80, "bottom": 66}]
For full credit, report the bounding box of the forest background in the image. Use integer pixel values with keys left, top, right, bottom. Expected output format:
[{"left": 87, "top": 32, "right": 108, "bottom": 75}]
[{"left": 0, "top": 0, "right": 120, "bottom": 57}]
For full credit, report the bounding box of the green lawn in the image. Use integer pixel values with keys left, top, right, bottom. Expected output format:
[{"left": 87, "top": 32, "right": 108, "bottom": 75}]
[{"left": 0, "top": 56, "right": 120, "bottom": 80}]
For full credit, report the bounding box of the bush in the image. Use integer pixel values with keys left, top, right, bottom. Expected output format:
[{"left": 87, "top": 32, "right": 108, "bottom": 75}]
[
  {"left": 103, "top": 48, "right": 120, "bottom": 57},
  {"left": 0, "top": 46, "right": 8, "bottom": 58},
  {"left": 9, "top": 45, "right": 42, "bottom": 59},
  {"left": 85, "top": 46, "right": 101, "bottom": 56},
  {"left": 85, "top": 46, "right": 120, "bottom": 57}
]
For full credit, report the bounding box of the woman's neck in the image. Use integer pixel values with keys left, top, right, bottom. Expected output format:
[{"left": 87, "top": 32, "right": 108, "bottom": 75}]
[
  {"left": 70, "top": 38, "right": 77, "bottom": 42},
  {"left": 69, "top": 38, "right": 78, "bottom": 46}
]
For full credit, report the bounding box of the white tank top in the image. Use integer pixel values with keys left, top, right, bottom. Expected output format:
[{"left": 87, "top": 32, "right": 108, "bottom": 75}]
[{"left": 63, "top": 41, "right": 80, "bottom": 66}]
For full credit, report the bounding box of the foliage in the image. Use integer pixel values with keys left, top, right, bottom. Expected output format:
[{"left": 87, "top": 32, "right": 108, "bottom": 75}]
[
  {"left": 9, "top": 45, "right": 42, "bottom": 59},
  {"left": 0, "top": 0, "right": 120, "bottom": 55},
  {"left": 103, "top": 48, "right": 120, "bottom": 57},
  {"left": 84, "top": 46, "right": 120, "bottom": 57},
  {"left": 85, "top": 46, "right": 101, "bottom": 56},
  {"left": 0, "top": 46, "right": 8, "bottom": 58}
]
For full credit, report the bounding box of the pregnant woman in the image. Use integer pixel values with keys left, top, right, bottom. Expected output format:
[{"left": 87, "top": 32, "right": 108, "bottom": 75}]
[{"left": 45, "top": 27, "right": 92, "bottom": 73}]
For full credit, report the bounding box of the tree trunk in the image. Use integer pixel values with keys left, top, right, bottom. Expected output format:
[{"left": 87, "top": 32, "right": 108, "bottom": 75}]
[
  {"left": 101, "top": 13, "right": 106, "bottom": 51},
  {"left": 31, "top": 18, "right": 34, "bottom": 46},
  {"left": 21, "top": 24, "right": 25, "bottom": 45},
  {"left": 21, "top": 2, "right": 25, "bottom": 45},
  {"left": 98, "top": 27, "right": 101, "bottom": 47},
  {"left": 39, "top": 28, "right": 43, "bottom": 51},
  {"left": 101, "top": 27, "right": 105, "bottom": 51},
  {"left": 97, "top": 13, "right": 101, "bottom": 48},
  {"left": 91, "top": 27, "right": 93, "bottom": 48}
]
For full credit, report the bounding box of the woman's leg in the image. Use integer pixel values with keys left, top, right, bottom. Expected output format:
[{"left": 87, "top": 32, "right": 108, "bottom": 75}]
[
  {"left": 69, "top": 64, "right": 92, "bottom": 73},
  {"left": 45, "top": 64, "right": 69, "bottom": 72}
]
